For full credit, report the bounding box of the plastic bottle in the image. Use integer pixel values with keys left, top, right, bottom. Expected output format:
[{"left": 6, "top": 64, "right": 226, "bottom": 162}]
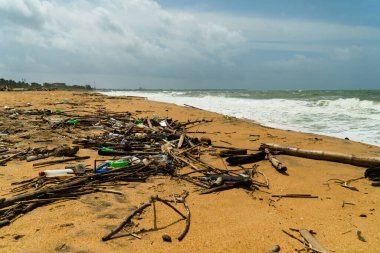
[
  {"left": 100, "top": 147, "right": 115, "bottom": 152},
  {"left": 109, "top": 160, "right": 129, "bottom": 168},
  {"left": 39, "top": 169, "right": 74, "bottom": 178},
  {"left": 95, "top": 162, "right": 110, "bottom": 174},
  {"left": 67, "top": 119, "right": 80, "bottom": 125}
]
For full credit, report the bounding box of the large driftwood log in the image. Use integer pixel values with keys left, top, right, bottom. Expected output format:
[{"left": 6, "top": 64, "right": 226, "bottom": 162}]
[{"left": 260, "top": 143, "right": 380, "bottom": 167}]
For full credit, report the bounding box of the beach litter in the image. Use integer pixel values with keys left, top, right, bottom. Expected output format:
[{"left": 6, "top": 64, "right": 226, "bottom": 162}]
[
  {"left": 0, "top": 98, "right": 379, "bottom": 250},
  {"left": 0, "top": 105, "right": 269, "bottom": 243}
]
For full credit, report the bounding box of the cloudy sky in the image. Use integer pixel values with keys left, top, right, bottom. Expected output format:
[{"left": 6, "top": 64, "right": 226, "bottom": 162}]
[{"left": 1, "top": 0, "right": 380, "bottom": 89}]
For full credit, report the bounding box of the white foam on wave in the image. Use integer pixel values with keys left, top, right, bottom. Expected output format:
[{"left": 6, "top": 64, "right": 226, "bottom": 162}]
[{"left": 102, "top": 91, "right": 380, "bottom": 146}]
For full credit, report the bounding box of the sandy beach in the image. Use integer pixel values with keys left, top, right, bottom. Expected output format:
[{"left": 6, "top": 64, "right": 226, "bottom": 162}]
[{"left": 0, "top": 90, "right": 379, "bottom": 253}]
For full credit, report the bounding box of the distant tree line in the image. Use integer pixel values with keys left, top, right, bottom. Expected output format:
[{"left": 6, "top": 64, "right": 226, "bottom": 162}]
[{"left": 0, "top": 78, "right": 93, "bottom": 91}]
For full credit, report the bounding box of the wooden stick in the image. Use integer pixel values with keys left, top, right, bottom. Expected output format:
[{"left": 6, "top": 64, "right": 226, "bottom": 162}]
[
  {"left": 147, "top": 118, "right": 153, "bottom": 128},
  {"left": 282, "top": 229, "right": 304, "bottom": 244},
  {"left": 95, "top": 189, "right": 124, "bottom": 195},
  {"left": 0, "top": 150, "right": 26, "bottom": 166},
  {"left": 155, "top": 197, "right": 186, "bottom": 219},
  {"left": 272, "top": 194, "right": 318, "bottom": 198},
  {"left": 17, "top": 197, "right": 78, "bottom": 203},
  {"left": 102, "top": 202, "right": 152, "bottom": 241},
  {"left": 177, "top": 133, "right": 186, "bottom": 149},
  {"left": 178, "top": 200, "right": 190, "bottom": 241},
  {"left": 33, "top": 156, "right": 90, "bottom": 167},
  {"left": 0, "top": 219, "right": 10, "bottom": 228},
  {"left": 153, "top": 200, "right": 157, "bottom": 230},
  {"left": 264, "top": 148, "right": 287, "bottom": 173},
  {"left": 261, "top": 143, "right": 380, "bottom": 167},
  {"left": 176, "top": 143, "right": 202, "bottom": 156},
  {"left": 299, "top": 228, "right": 330, "bottom": 253},
  {"left": 0, "top": 177, "right": 89, "bottom": 208},
  {"left": 200, "top": 183, "right": 239, "bottom": 195}
]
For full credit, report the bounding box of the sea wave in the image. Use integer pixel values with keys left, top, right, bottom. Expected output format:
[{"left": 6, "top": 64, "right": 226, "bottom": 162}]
[{"left": 102, "top": 90, "right": 380, "bottom": 146}]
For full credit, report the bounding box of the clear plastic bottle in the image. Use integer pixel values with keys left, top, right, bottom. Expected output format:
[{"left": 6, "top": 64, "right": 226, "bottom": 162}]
[{"left": 39, "top": 169, "right": 74, "bottom": 177}]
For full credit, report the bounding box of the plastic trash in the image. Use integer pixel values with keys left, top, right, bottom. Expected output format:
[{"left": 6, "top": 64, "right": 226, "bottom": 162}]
[
  {"left": 95, "top": 162, "right": 110, "bottom": 174},
  {"left": 39, "top": 169, "right": 74, "bottom": 177},
  {"left": 100, "top": 147, "right": 115, "bottom": 152},
  {"left": 108, "top": 133, "right": 123, "bottom": 137},
  {"left": 159, "top": 120, "right": 168, "bottom": 127},
  {"left": 39, "top": 164, "right": 86, "bottom": 177},
  {"left": 65, "top": 163, "right": 86, "bottom": 174},
  {"left": 67, "top": 119, "right": 80, "bottom": 125},
  {"left": 109, "top": 160, "right": 129, "bottom": 168},
  {"left": 130, "top": 156, "right": 141, "bottom": 165}
]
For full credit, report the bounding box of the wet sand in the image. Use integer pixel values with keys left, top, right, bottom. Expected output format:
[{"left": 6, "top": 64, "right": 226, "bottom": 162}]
[{"left": 0, "top": 91, "right": 379, "bottom": 252}]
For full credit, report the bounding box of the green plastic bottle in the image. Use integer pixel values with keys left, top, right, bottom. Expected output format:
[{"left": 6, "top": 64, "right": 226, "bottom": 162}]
[
  {"left": 67, "top": 119, "right": 80, "bottom": 125},
  {"left": 109, "top": 160, "right": 129, "bottom": 168},
  {"left": 100, "top": 147, "right": 115, "bottom": 152}
]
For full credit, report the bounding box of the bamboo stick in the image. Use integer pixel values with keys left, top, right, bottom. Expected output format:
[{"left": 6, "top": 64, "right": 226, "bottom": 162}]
[{"left": 261, "top": 143, "right": 380, "bottom": 167}]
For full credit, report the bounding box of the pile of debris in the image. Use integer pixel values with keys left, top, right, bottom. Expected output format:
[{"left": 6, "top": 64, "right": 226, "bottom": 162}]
[{"left": 0, "top": 103, "right": 271, "bottom": 242}]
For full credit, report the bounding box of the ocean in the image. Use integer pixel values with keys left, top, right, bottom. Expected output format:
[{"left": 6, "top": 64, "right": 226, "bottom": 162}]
[{"left": 102, "top": 90, "right": 380, "bottom": 147}]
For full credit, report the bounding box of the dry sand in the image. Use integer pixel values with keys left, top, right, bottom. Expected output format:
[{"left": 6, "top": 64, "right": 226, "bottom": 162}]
[{"left": 0, "top": 91, "right": 379, "bottom": 253}]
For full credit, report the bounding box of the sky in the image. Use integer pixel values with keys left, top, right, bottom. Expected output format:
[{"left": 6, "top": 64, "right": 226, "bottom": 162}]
[{"left": 1, "top": 0, "right": 380, "bottom": 90}]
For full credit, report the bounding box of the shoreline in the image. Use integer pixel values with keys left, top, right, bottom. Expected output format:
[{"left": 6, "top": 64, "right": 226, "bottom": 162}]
[
  {"left": 101, "top": 90, "right": 380, "bottom": 147},
  {"left": 0, "top": 90, "right": 379, "bottom": 252}
]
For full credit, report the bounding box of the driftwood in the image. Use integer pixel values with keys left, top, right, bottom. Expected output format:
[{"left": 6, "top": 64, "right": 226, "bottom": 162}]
[
  {"left": 178, "top": 192, "right": 191, "bottom": 241},
  {"left": 226, "top": 151, "right": 266, "bottom": 165},
  {"left": 0, "top": 150, "right": 28, "bottom": 166},
  {"left": 264, "top": 148, "right": 287, "bottom": 173},
  {"left": 26, "top": 146, "right": 79, "bottom": 162},
  {"left": 178, "top": 133, "right": 186, "bottom": 148},
  {"left": 200, "top": 183, "right": 240, "bottom": 194},
  {"left": 219, "top": 149, "right": 247, "bottom": 157},
  {"left": 102, "top": 192, "right": 190, "bottom": 242},
  {"left": 365, "top": 165, "right": 380, "bottom": 180},
  {"left": 0, "top": 160, "right": 177, "bottom": 227},
  {"left": 299, "top": 228, "right": 330, "bottom": 253},
  {"left": 33, "top": 156, "right": 90, "bottom": 167},
  {"left": 102, "top": 201, "right": 152, "bottom": 241},
  {"left": 0, "top": 177, "right": 89, "bottom": 209},
  {"left": 261, "top": 143, "right": 380, "bottom": 167}
]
